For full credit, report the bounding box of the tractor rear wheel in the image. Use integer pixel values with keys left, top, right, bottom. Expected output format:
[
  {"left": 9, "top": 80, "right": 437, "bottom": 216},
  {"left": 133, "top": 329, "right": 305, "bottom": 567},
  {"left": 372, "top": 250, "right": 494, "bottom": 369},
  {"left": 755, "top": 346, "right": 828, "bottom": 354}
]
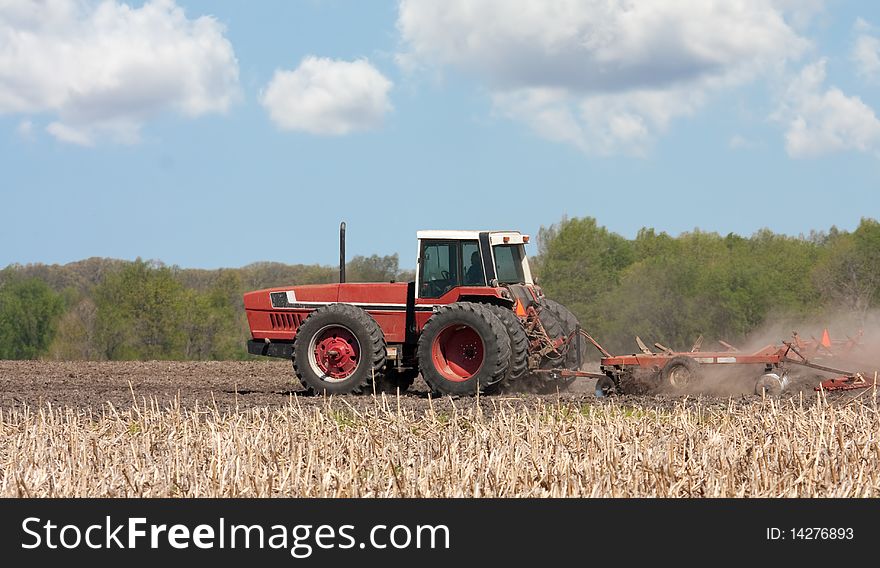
[
  {"left": 485, "top": 304, "right": 529, "bottom": 391},
  {"left": 418, "top": 302, "right": 511, "bottom": 396},
  {"left": 526, "top": 298, "right": 583, "bottom": 393},
  {"left": 542, "top": 298, "right": 588, "bottom": 370},
  {"left": 535, "top": 299, "right": 566, "bottom": 370},
  {"left": 293, "top": 304, "right": 386, "bottom": 395},
  {"left": 660, "top": 355, "right": 702, "bottom": 391}
]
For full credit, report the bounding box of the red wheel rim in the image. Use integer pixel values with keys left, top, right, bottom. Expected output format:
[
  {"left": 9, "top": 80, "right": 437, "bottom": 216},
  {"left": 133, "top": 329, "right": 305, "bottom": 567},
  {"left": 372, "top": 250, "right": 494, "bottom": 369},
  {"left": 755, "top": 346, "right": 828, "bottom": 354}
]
[
  {"left": 431, "top": 324, "right": 484, "bottom": 382},
  {"left": 308, "top": 325, "right": 360, "bottom": 381}
]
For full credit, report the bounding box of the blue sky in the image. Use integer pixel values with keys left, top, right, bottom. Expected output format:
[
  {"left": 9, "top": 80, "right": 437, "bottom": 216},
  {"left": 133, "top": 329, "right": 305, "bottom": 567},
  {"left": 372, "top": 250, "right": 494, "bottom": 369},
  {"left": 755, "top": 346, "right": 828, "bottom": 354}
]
[{"left": 2, "top": 1, "right": 880, "bottom": 270}]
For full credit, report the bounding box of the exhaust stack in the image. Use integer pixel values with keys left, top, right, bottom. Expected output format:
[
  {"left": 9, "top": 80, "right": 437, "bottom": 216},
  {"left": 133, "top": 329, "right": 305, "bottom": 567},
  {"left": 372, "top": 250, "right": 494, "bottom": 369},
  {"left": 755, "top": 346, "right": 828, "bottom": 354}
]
[{"left": 339, "top": 221, "right": 346, "bottom": 283}]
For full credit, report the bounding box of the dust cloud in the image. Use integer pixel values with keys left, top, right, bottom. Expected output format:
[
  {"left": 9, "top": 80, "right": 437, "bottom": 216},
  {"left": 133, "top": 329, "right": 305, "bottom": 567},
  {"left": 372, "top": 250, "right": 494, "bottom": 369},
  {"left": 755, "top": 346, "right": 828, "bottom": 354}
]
[{"left": 667, "top": 309, "right": 880, "bottom": 396}]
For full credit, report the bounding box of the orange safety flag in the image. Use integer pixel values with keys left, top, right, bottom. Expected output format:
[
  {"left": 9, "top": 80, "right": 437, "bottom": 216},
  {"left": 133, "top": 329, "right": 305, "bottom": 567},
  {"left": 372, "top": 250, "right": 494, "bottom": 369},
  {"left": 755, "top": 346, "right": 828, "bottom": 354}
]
[
  {"left": 514, "top": 299, "right": 527, "bottom": 317},
  {"left": 821, "top": 328, "right": 832, "bottom": 348}
]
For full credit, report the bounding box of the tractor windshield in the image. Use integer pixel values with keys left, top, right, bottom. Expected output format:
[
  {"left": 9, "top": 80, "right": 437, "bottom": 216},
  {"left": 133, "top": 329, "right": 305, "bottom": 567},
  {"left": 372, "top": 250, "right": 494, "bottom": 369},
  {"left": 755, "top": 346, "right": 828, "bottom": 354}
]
[{"left": 493, "top": 245, "right": 525, "bottom": 284}]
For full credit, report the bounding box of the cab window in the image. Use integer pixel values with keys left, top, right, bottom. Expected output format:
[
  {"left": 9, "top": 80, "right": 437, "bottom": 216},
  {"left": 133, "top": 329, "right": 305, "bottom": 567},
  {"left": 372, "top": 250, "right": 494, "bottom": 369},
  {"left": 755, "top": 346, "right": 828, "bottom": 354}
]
[
  {"left": 419, "top": 241, "right": 459, "bottom": 298},
  {"left": 419, "top": 240, "right": 484, "bottom": 297},
  {"left": 493, "top": 245, "right": 525, "bottom": 284},
  {"left": 462, "top": 241, "right": 485, "bottom": 285}
]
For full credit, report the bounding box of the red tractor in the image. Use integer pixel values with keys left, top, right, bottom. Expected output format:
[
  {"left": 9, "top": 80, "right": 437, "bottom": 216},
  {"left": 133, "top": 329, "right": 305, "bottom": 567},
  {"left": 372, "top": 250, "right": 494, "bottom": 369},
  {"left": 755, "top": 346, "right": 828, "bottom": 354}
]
[{"left": 244, "top": 224, "right": 586, "bottom": 395}]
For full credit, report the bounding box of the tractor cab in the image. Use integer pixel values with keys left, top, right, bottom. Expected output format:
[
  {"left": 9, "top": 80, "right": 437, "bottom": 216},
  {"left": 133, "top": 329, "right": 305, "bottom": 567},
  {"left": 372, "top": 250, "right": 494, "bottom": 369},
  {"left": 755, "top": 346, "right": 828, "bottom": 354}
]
[{"left": 415, "top": 230, "right": 535, "bottom": 299}]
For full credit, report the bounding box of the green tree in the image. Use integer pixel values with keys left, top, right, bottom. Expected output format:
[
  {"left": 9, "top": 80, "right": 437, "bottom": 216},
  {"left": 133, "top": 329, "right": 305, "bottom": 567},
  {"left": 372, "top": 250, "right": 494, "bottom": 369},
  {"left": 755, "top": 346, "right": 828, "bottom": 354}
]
[
  {"left": 537, "top": 217, "right": 634, "bottom": 330},
  {"left": 812, "top": 218, "right": 880, "bottom": 321},
  {"left": 346, "top": 254, "right": 404, "bottom": 282},
  {"left": 595, "top": 233, "right": 720, "bottom": 353},
  {"left": 0, "top": 277, "right": 65, "bottom": 359},
  {"left": 50, "top": 298, "right": 100, "bottom": 360},
  {"left": 182, "top": 270, "right": 247, "bottom": 360},
  {"left": 93, "top": 260, "right": 188, "bottom": 360},
  {"left": 538, "top": 221, "right": 824, "bottom": 355},
  {"left": 633, "top": 227, "right": 677, "bottom": 261},
  {"left": 239, "top": 262, "right": 337, "bottom": 290}
]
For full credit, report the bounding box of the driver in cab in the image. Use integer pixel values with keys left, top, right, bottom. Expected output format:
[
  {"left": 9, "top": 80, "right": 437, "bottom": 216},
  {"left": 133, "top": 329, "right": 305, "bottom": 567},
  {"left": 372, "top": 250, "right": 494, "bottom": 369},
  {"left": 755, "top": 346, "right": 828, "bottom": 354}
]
[{"left": 464, "top": 251, "right": 485, "bottom": 285}]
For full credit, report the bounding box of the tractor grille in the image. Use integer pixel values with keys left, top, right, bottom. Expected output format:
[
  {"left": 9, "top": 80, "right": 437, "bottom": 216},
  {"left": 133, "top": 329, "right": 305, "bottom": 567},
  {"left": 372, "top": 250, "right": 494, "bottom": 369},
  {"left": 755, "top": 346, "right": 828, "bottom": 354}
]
[{"left": 269, "top": 312, "right": 303, "bottom": 330}]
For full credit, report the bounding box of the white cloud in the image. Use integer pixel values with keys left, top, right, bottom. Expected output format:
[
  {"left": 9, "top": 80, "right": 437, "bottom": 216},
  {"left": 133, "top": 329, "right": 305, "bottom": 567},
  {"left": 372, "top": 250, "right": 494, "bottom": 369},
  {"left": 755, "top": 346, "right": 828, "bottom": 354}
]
[
  {"left": 493, "top": 85, "right": 705, "bottom": 156},
  {"left": 46, "top": 121, "right": 94, "bottom": 147},
  {"left": 770, "top": 0, "right": 826, "bottom": 29},
  {"left": 0, "top": 0, "right": 240, "bottom": 145},
  {"left": 16, "top": 118, "right": 32, "bottom": 138},
  {"left": 775, "top": 59, "right": 880, "bottom": 158},
  {"left": 397, "top": 0, "right": 811, "bottom": 154},
  {"left": 729, "top": 135, "right": 749, "bottom": 150},
  {"left": 852, "top": 18, "right": 880, "bottom": 80},
  {"left": 730, "top": 135, "right": 758, "bottom": 150},
  {"left": 260, "top": 56, "right": 393, "bottom": 135}
]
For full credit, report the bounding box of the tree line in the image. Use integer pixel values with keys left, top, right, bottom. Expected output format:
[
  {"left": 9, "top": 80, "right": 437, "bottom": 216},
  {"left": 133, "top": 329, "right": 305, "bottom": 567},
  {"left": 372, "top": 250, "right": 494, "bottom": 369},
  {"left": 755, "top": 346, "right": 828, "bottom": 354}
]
[
  {"left": 1, "top": 218, "right": 878, "bottom": 360},
  {"left": 0, "top": 254, "right": 412, "bottom": 360},
  {"left": 533, "top": 217, "right": 880, "bottom": 355}
]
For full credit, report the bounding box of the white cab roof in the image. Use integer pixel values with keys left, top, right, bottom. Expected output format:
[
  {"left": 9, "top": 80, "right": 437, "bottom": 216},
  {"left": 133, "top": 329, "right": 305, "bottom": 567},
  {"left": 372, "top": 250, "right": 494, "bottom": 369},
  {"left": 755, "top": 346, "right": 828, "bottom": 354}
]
[{"left": 417, "top": 230, "right": 528, "bottom": 242}]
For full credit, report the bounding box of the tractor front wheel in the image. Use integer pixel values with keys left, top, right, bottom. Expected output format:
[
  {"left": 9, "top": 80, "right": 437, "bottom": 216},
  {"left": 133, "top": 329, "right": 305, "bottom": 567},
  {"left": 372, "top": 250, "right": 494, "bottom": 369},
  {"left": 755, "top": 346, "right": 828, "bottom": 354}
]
[
  {"left": 418, "top": 302, "right": 511, "bottom": 396},
  {"left": 293, "top": 304, "right": 386, "bottom": 395}
]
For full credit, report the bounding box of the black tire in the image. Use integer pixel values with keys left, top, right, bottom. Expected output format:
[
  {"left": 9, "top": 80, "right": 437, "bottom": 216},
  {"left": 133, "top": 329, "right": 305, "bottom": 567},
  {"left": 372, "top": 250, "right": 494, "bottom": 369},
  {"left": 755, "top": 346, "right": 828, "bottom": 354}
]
[
  {"left": 541, "top": 298, "right": 588, "bottom": 370},
  {"left": 418, "top": 302, "right": 511, "bottom": 396},
  {"left": 660, "top": 355, "right": 702, "bottom": 391},
  {"left": 374, "top": 367, "right": 418, "bottom": 394},
  {"left": 485, "top": 304, "right": 529, "bottom": 390},
  {"left": 595, "top": 376, "right": 617, "bottom": 397},
  {"left": 292, "top": 304, "right": 385, "bottom": 395},
  {"left": 536, "top": 299, "right": 566, "bottom": 369},
  {"left": 525, "top": 298, "right": 583, "bottom": 393}
]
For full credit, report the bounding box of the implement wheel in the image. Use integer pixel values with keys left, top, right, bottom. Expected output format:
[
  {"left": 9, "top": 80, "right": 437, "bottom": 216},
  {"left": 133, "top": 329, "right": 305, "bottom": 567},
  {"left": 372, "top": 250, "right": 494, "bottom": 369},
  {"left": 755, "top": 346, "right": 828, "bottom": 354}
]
[
  {"left": 595, "top": 376, "right": 617, "bottom": 397},
  {"left": 755, "top": 373, "right": 789, "bottom": 396},
  {"left": 660, "top": 355, "right": 702, "bottom": 391},
  {"left": 418, "top": 302, "right": 510, "bottom": 396}
]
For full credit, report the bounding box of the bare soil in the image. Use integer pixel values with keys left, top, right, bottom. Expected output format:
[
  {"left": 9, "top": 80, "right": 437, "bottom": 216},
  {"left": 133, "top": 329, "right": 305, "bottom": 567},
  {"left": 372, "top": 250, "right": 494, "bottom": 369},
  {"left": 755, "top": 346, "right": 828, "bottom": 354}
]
[{"left": 0, "top": 360, "right": 872, "bottom": 415}]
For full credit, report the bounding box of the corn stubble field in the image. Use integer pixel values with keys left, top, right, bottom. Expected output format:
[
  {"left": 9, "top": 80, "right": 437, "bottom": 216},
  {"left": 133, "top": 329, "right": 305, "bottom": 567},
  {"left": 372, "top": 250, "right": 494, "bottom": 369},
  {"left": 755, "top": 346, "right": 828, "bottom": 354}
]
[
  {"left": 0, "top": 364, "right": 880, "bottom": 497},
  {"left": 0, "top": 361, "right": 878, "bottom": 497}
]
